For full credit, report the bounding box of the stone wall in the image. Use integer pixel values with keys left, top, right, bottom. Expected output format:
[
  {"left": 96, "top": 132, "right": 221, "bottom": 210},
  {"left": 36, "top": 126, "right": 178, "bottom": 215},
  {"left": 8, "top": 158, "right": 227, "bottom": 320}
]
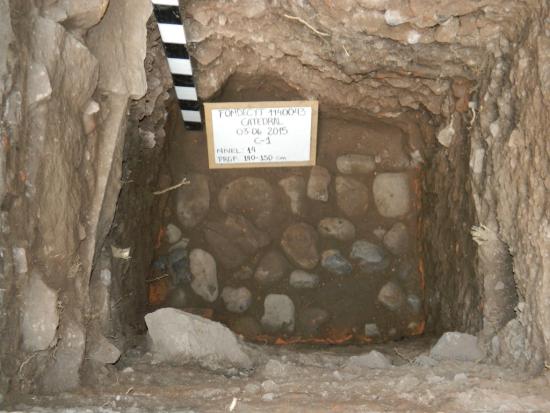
[
  {"left": 0, "top": 0, "right": 152, "bottom": 394},
  {"left": 151, "top": 77, "right": 425, "bottom": 342}
]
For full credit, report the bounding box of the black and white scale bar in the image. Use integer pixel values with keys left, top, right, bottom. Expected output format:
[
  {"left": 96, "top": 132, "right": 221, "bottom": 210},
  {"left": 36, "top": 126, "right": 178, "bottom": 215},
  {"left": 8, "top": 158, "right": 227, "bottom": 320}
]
[{"left": 152, "top": 0, "right": 202, "bottom": 130}]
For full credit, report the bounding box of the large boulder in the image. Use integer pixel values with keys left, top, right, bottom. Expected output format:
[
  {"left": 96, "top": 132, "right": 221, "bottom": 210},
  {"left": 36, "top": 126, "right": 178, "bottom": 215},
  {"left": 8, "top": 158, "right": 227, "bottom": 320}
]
[
  {"left": 218, "top": 177, "right": 276, "bottom": 229},
  {"left": 145, "top": 308, "right": 252, "bottom": 371}
]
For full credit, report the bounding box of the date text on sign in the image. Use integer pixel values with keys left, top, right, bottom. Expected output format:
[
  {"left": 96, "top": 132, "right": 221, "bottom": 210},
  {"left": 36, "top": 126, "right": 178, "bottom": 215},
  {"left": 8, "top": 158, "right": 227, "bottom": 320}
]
[{"left": 204, "top": 101, "right": 318, "bottom": 169}]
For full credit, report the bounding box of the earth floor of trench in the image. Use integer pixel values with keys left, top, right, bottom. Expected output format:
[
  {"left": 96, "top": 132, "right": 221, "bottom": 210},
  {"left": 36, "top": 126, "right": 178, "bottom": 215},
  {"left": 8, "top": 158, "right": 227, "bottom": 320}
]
[{"left": 6, "top": 336, "right": 550, "bottom": 412}]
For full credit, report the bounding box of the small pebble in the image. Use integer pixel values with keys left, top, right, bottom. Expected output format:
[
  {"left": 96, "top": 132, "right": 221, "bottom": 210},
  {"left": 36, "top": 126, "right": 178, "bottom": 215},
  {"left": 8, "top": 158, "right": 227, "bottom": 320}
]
[{"left": 261, "top": 379, "right": 279, "bottom": 393}]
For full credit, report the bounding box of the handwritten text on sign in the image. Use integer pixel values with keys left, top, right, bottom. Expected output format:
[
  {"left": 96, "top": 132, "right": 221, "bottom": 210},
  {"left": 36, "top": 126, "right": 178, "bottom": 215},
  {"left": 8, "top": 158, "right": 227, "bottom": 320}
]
[{"left": 204, "top": 101, "right": 318, "bottom": 169}]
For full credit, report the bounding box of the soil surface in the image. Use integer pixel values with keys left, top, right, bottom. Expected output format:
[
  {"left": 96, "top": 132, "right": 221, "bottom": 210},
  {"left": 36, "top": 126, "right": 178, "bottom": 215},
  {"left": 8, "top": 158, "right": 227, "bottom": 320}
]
[{"left": 6, "top": 337, "right": 550, "bottom": 412}]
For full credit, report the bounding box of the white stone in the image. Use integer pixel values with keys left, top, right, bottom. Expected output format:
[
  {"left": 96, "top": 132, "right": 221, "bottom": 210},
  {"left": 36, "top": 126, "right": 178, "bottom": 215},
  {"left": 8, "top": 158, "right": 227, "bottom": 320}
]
[
  {"left": 261, "top": 294, "right": 295, "bottom": 333},
  {"left": 13, "top": 247, "right": 28, "bottom": 274},
  {"left": 165, "top": 223, "right": 182, "bottom": 244},
  {"left": 377, "top": 281, "right": 405, "bottom": 311},
  {"left": 221, "top": 286, "right": 252, "bottom": 313},
  {"left": 190, "top": 249, "right": 218, "bottom": 302},
  {"left": 437, "top": 121, "right": 455, "bottom": 147},
  {"left": 407, "top": 30, "right": 421, "bottom": 44},
  {"left": 21, "top": 272, "right": 59, "bottom": 351},
  {"left": 364, "top": 323, "right": 380, "bottom": 337},
  {"left": 289, "top": 270, "right": 319, "bottom": 289},
  {"left": 372, "top": 173, "right": 411, "bottom": 217},
  {"left": 384, "top": 9, "right": 408, "bottom": 26},
  {"left": 145, "top": 308, "right": 252, "bottom": 370}
]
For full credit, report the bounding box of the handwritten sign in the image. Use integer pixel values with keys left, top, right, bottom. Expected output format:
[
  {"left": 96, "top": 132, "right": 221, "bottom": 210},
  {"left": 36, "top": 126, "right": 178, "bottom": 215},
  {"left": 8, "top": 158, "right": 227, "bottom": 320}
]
[{"left": 204, "top": 101, "right": 318, "bottom": 169}]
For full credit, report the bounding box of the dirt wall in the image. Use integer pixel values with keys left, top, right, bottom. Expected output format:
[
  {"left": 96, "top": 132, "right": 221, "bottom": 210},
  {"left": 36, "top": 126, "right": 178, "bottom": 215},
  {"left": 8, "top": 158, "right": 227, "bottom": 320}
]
[{"left": 0, "top": 0, "right": 152, "bottom": 394}]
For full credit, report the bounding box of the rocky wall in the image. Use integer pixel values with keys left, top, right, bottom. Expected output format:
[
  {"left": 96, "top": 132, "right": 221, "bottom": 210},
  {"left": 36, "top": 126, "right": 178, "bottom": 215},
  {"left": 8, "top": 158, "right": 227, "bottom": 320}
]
[
  {"left": 0, "top": 0, "right": 152, "bottom": 395},
  {"left": 469, "top": 3, "right": 550, "bottom": 372}
]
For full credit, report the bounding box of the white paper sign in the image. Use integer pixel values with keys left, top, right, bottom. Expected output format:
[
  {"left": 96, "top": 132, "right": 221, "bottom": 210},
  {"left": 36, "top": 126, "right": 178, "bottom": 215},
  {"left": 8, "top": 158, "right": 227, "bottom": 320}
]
[{"left": 204, "top": 101, "right": 318, "bottom": 169}]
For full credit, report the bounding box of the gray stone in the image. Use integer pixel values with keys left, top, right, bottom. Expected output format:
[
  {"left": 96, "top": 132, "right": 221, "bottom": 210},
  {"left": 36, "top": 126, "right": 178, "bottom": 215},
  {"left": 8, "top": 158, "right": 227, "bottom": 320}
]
[
  {"left": 13, "top": 247, "right": 28, "bottom": 274},
  {"left": 336, "top": 154, "right": 376, "bottom": 175},
  {"left": 88, "top": 334, "right": 121, "bottom": 364},
  {"left": 407, "top": 294, "right": 422, "bottom": 314},
  {"left": 318, "top": 217, "right": 356, "bottom": 242},
  {"left": 430, "top": 332, "right": 485, "bottom": 362},
  {"left": 289, "top": 270, "right": 320, "bottom": 289},
  {"left": 233, "top": 265, "right": 254, "bottom": 281},
  {"left": 373, "top": 227, "right": 387, "bottom": 239},
  {"left": 335, "top": 176, "right": 369, "bottom": 217},
  {"left": 221, "top": 286, "right": 252, "bottom": 313},
  {"left": 344, "top": 350, "right": 392, "bottom": 370},
  {"left": 261, "top": 379, "right": 279, "bottom": 393},
  {"left": 262, "top": 392, "right": 276, "bottom": 402},
  {"left": 204, "top": 226, "right": 247, "bottom": 270},
  {"left": 350, "top": 240, "right": 385, "bottom": 263},
  {"left": 413, "top": 354, "right": 438, "bottom": 367},
  {"left": 244, "top": 383, "right": 261, "bottom": 394},
  {"left": 189, "top": 249, "right": 218, "bottom": 302},
  {"left": 298, "top": 307, "right": 329, "bottom": 336},
  {"left": 262, "top": 359, "right": 293, "bottom": 379},
  {"left": 165, "top": 223, "right": 182, "bottom": 244},
  {"left": 166, "top": 287, "right": 187, "bottom": 308},
  {"left": 383, "top": 222, "right": 409, "bottom": 255},
  {"left": 261, "top": 294, "right": 295, "bottom": 333},
  {"left": 364, "top": 323, "right": 380, "bottom": 338},
  {"left": 205, "top": 215, "right": 270, "bottom": 269},
  {"left": 145, "top": 308, "right": 252, "bottom": 370},
  {"left": 321, "top": 250, "right": 353, "bottom": 275},
  {"left": 377, "top": 282, "right": 405, "bottom": 311},
  {"left": 21, "top": 272, "right": 59, "bottom": 352},
  {"left": 218, "top": 177, "right": 275, "bottom": 229},
  {"left": 169, "top": 248, "right": 192, "bottom": 285},
  {"left": 175, "top": 173, "right": 210, "bottom": 228},
  {"left": 169, "top": 238, "right": 190, "bottom": 252},
  {"left": 350, "top": 240, "right": 390, "bottom": 273},
  {"left": 45, "top": 0, "right": 109, "bottom": 32},
  {"left": 307, "top": 166, "right": 331, "bottom": 202},
  {"left": 254, "top": 250, "right": 289, "bottom": 285},
  {"left": 281, "top": 223, "right": 319, "bottom": 270},
  {"left": 26, "top": 62, "right": 52, "bottom": 105},
  {"left": 279, "top": 175, "right": 307, "bottom": 215},
  {"left": 373, "top": 173, "right": 411, "bottom": 218}
]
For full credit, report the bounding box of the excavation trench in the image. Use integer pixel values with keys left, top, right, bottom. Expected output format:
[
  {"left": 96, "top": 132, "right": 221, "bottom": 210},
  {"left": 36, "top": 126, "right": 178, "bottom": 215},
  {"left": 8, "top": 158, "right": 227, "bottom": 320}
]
[
  {"left": 142, "top": 74, "right": 432, "bottom": 345},
  {"left": 2, "top": 0, "right": 549, "bottom": 406}
]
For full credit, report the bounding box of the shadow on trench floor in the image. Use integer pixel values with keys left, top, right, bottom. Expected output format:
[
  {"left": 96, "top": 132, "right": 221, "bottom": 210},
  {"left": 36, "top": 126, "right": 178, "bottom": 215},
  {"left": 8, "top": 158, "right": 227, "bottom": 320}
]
[{"left": 5, "top": 336, "right": 550, "bottom": 412}]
